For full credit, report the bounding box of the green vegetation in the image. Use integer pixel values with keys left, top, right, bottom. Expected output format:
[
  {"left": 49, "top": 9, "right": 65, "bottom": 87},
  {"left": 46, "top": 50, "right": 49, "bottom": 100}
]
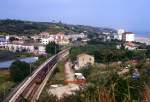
[
  {"left": 0, "top": 19, "right": 116, "bottom": 36},
  {"left": 10, "top": 60, "right": 30, "bottom": 82},
  {"left": 0, "top": 70, "right": 15, "bottom": 101},
  {"left": 48, "top": 61, "right": 65, "bottom": 85},
  {"left": 76, "top": 61, "right": 150, "bottom": 102},
  {"left": 0, "top": 70, "right": 10, "bottom": 84},
  {"left": 0, "top": 19, "right": 49, "bottom": 35},
  {"left": 38, "top": 41, "right": 150, "bottom": 102},
  {"left": 38, "top": 61, "right": 66, "bottom": 101},
  {"left": 1, "top": 19, "right": 150, "bottom": 101},
  {"left": 15, "top": 53, "right": 34, "bottom": 58},
  {"left": 0, "top": 54, "right": 51, "bottom": 101},
  {"left": 46, "top": 42, "right": 60, "bottom": 55},
  {"left": 33, "top": 55, "right": 48, "bottom": 67},
  {"left": 77, "top": 66, "right": 139, "bottom": 102},
  {"left": 70, "top": 41, "right": 146, "bottom": 63},
  {"left": 0, "top": 81, "right": 15, "bottom": 102},
  {"left": 39, "top": 62, "right": 150, "bottom": 102},
  {"left": 9, "top": 55, "right": 49, "bottom": 82},
  {"left": 146, "top": 45, "right": 150, "bottom": 58}
]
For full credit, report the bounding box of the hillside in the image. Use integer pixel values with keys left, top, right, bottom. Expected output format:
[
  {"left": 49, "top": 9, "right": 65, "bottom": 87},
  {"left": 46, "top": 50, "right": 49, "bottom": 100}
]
[
  {"left": 0, "top": 19, "right": 49, "bottom": 35},
  {"left": 0, "top": 19, "right": 116, "bottom": 36}
]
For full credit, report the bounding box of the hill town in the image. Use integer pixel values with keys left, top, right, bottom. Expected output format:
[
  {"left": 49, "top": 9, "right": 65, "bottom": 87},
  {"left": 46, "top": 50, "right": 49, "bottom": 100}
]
[{"left": 0, "top": 20, "right": 150, "bottom": 102}]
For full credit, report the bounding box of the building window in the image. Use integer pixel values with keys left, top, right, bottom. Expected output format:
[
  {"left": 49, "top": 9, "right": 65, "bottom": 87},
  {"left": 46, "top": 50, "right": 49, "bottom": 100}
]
[{"left": 89, "top": 58, "right": 92, "bottom": 61}]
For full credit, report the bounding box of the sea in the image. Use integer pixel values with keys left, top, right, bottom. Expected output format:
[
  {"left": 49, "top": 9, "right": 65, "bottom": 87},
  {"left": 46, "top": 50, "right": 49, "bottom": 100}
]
[
  {"left": 135, "top": 31, "right": 150, "bottom": 38},
  {"left": 134, "top": 31, "right": 150, "bottom": 45}
]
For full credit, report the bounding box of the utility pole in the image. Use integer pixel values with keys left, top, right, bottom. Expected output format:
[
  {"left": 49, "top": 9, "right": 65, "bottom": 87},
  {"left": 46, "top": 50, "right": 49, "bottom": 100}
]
[
  {"left": 3, "top": 84, "right": 6, "bottom": 99},
  {"left": 30, "top": 63, "right": 32, "bottom": 74},
  {"left": 55, "top": 45, "right": 56, "bottom": 54}
]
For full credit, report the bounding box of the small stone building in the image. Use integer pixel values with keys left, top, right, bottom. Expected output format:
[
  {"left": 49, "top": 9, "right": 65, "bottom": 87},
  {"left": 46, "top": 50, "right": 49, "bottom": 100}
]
[{"left": 75, "top": 53, "right": 94, "bottom": 70}]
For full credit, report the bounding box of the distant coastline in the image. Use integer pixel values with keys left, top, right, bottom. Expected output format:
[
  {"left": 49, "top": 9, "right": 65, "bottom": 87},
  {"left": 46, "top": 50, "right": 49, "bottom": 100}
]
[
  {"left": 135, "top": 32, "right": 150, "bottom": 45},
  {"left": 135, "top": 31, "right": 150, "bottom": 38}
]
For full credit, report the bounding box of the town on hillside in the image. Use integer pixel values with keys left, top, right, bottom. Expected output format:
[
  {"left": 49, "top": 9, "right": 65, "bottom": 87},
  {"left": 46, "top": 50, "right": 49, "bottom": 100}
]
[
  {"left": 0, "top": 21, "right": 150, "bottom": 102},
  {"left": 1, "top": 0, "right": 150, "bottom": 101},
  {"left": 0, "top": 28, "right": 143, "bottom": 54}
]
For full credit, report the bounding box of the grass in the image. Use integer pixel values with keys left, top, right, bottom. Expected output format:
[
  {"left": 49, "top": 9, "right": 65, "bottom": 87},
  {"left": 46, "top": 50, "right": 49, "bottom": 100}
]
[
  {"left": 39, "top": 61, "right": 66, "bottom": 101},
  {"left": 15, "top": 53, "right": 34, "bottom": 58},
  {"left": 47, "top": 61, "right": 65, "bottom": 85},
  {"left": 74, "top": 63, "right": 150, "bottom": 102},
  {"left": 38, "top": 61, "right": 150, "bottom": 102},
  {"left": 32, "top": 55, "right": 50, "bottom": 70},
  {"left": 0, "top": 70, "right": 15, "bottom": 101},
  {"left": 0, "top": 55, "right": 49, "bottom": 101},
  {"left": 0, "top": 70, "right": 10, "bottom": 83},
  {"left": 0, "top": 52, "right": 52, "bottom": 101}
]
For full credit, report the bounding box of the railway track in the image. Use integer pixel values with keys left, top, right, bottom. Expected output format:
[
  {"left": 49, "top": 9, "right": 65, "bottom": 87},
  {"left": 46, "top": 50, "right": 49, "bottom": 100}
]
[{"left": 4, "top": 48, "right": 70, "bottom": 102}]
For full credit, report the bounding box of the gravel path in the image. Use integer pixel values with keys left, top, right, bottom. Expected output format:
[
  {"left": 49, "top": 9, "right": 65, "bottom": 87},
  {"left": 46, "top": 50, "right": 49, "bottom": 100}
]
[{"left": 48, "top": 61, "right": 80, "bottom": 98}]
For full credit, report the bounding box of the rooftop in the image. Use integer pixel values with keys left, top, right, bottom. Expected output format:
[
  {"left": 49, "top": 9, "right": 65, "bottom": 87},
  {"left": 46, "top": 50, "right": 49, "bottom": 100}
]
[
  {"left": 77, "top": 53, "right": 94, "bottom": 58},
  {"left": 8, "top": 42, "right": 44, "bottom": 46},
  {"left": 123, "top": 32, "right": 134, "bottom": 34}
]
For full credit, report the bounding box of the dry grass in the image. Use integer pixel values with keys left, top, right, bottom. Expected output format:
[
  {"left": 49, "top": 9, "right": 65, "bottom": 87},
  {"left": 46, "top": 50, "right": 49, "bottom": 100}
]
[
  {"left": 0, "top": 69, "right": 10, "bottom": 83},
  {"left": 142, "top": 84, "right": 150, "bottom": 102}
]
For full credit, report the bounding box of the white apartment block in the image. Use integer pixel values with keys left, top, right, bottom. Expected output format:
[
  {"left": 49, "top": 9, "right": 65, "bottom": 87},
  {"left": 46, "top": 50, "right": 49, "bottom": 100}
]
[
  {"left": 123, "top": 32, "right": 135, "bottom": 42},
  {"left": 0, "top": 35, "right": 9, "bottom": 46},
  {"left": 41, "top": 37, "right": 55, "bottom": 45},
  {"left": 67, "top": 33, "right": 87, "bottom": 41},
  {"left": 117, "top": 29, "right": 125, "bottom": 40},
  {"left": 4, "top": 43, "right": 34, "bottom": 53},
  {"left": 41, "top": 38, "right": 50, "bottom": 45},
  {"left": 0, "top": 42, "right": 46, "bottom": 54},
  {"left": 40, "top": 33, "right": 70, "bottom": 45},
  {"left": 38, "top": 46, "right": 46, "bottom": 54}
]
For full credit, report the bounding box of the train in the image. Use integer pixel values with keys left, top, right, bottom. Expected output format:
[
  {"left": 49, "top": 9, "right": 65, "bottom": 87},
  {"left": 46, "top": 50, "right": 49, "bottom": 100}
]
[
  {"left": 35, "top": 48, "right": 70, "bottom": 84},
  {"left": 4, "top": 48, "right": 70, "bottom": 102}
]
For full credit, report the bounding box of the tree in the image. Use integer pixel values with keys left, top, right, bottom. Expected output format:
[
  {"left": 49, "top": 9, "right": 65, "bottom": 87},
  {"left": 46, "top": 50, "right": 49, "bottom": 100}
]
[
  {"left": 146, "top": 45, "right": 150, "bottom": 58},
  {"left": 9, "top": 37, "right": 19, "bottom": 42},
  {"left": 10, "top": 60, "right": 30, "bottom": 82},
  {"left": 46, "top": 42, "right": 59, "bottom": 55}
]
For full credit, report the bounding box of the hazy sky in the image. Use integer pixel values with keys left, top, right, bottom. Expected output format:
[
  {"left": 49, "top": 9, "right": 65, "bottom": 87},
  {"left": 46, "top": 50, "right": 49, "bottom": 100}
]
[{"left": 0, "top": 0, "right": 150, "bottom": 32}]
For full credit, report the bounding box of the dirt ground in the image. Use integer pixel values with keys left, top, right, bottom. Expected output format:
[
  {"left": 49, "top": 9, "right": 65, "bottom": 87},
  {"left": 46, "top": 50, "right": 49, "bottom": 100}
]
[{"left": 48, "top": 61, "right": 80, "bottom": 98}]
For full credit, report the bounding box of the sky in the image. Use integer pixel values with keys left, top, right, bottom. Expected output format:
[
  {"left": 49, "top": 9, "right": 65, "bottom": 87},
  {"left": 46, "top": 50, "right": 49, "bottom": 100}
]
[{"left": 0, "top": 0, "right": 150, "bottom": 33}]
